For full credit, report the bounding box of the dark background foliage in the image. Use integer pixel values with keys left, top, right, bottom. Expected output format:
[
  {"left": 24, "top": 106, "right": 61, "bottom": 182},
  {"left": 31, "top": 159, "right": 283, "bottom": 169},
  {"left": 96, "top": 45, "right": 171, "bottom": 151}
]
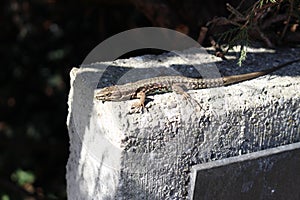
[{"left": 0, "top": 0, "right": 298, "bottom": 199}]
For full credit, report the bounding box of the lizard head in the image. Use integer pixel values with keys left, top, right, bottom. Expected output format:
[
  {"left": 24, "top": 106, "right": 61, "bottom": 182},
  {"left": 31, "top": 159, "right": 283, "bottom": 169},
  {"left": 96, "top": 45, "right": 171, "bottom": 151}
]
[{"left": 95, "top": 86, "right": 122, "bottom": 101}]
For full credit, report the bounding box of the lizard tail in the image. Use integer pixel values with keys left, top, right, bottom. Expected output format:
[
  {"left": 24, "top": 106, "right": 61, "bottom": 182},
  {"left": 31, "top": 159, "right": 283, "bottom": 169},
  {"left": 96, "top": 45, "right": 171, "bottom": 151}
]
[{"left": 223, "top": 58, "right": 300, "bottom": 85}]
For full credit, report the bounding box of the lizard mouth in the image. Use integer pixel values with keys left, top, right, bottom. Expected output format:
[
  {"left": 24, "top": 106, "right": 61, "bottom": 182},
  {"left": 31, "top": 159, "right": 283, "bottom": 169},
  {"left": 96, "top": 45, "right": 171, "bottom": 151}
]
[
  {"left": 95, "top": 94, "right": 107, "bottom": 100},
  {"left": 95, "top": 86, "right": 122, "bottom": 101}
]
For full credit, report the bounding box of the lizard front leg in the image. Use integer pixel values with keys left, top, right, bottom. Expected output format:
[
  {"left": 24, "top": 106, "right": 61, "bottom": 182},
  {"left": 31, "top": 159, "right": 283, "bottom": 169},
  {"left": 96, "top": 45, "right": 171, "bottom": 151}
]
[{"left": 130, "top": 91, "right": 146, "bottom": 112}]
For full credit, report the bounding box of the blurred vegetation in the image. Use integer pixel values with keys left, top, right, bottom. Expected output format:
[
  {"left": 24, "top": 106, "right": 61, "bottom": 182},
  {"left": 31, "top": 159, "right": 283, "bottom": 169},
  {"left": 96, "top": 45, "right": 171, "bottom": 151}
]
[
  {"left": 212, "top": 0, "right": 300, "bottom": 65},
  {"left": 0, "top": 0, "right": 138, "bottom": 199},
  {"left": 0, "top": 0, "right": 298, "bottom": 199}
]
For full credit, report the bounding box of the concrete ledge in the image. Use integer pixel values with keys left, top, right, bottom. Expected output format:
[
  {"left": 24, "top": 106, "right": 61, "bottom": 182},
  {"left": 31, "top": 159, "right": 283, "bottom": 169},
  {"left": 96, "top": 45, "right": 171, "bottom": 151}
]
[{"left": 66, "top": 47, "right": 300, "bottom": 199}]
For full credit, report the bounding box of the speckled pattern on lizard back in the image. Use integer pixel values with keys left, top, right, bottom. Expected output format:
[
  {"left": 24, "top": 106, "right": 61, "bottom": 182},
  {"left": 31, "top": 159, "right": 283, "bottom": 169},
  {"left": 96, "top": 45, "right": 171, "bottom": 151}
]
[{"left": 95, "top": 58, "right": 300, "bottom": 108}]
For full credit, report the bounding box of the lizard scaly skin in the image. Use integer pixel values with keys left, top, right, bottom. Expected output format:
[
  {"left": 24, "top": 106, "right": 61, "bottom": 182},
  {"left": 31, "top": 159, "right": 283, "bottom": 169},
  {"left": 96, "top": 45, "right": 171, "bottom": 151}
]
[{"left": 95, "top": 58, "right": 300, "bottom": 108}]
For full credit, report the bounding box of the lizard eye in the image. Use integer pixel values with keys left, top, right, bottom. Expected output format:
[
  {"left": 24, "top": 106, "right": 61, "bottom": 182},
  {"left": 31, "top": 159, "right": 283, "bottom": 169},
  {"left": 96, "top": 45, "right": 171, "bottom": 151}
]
[{"left": 107, "top": 91, "right": 113, "bottom": 97}]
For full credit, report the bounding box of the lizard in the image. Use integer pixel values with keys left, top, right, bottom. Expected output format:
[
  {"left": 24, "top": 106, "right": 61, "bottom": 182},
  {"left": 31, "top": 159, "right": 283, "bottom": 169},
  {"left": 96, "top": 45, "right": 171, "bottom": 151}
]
[{"left": 95, "top": 58, "right": 300, "bottom": 109}]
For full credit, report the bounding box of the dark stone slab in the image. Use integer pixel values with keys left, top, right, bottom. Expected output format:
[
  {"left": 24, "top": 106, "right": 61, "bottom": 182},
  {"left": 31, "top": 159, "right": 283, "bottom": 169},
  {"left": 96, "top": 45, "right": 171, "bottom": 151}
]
[{"left": 191, "top": 142, "right": 300, "bottom": 200}]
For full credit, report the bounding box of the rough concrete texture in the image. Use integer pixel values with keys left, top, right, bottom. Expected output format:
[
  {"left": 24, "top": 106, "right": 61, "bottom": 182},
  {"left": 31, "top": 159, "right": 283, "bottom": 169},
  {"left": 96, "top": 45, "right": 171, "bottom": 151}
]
[
  {"left": 66, "top": 47, "right": 300, "bottom": 200},
  {"left": 191, "top": 142, "right": 300, "bottom": 200}
]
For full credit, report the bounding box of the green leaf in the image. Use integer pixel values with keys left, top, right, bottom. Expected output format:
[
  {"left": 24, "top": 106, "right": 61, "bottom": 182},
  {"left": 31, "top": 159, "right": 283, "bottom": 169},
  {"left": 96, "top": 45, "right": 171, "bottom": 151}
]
[
  {"left": 11, "top": 169, "right": 35, "bottom": 186},
  {"left": 238, "top": 46, "right": 247, "bottom": 66},
  {"left": 1, "top": 195, "right": 10, "bottom": 200}
]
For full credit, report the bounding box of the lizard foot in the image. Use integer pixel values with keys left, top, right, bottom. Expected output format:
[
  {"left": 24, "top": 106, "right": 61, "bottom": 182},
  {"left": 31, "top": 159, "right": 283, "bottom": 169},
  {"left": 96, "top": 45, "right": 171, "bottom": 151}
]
[{"left": 129, "top": 91, "right": 148, "bottom": 113}]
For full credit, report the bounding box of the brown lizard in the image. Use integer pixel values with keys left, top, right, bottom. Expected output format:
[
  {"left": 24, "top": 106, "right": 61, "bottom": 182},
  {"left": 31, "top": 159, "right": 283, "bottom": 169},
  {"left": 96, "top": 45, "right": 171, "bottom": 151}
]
[{"left": 95, "top": 58, "right": 300, "bottom": 108}]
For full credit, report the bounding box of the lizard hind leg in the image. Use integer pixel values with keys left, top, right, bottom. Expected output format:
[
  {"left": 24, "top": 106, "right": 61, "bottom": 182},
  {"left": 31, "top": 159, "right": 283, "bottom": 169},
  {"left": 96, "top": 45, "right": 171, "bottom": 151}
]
[
  {"left": 172, "top": 84, "right": 190, "bottom": 99},
  {"left": 172, "top": 84, "right": 202, "bottom": 111}
]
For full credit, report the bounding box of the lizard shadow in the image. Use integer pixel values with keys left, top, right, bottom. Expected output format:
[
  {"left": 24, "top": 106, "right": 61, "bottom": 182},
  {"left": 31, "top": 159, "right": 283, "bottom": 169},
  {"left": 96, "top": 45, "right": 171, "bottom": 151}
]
[
  {"left": 98, "top": 62, "right": 219, "bottom": 88},
  {"left": 97, "top": 49, "right": 300, "bottom": 90}
]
